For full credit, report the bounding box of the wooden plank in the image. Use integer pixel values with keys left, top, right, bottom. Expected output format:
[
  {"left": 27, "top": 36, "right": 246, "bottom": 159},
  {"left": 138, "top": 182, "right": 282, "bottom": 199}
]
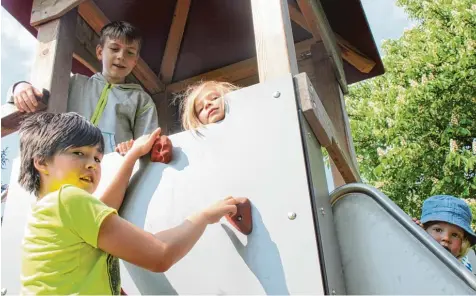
[
  {"left": 167, "top": 38, "right": 316, "bottom": 93},
  {"left": 159, "top": 0, "right": 191, "bottom": 84},
  {"left": 288, "top": 3, "right": 376, "bottom": 74},
  {"left": 296, "top": 0, "right": 347, "bottom": 93},
  {"left": 31, "top": 0, "right": 85, "bottom": 26},
  {"left": 1, "top": 100, "right": 48, "bottom": 138},
  {"left": 335, "top": 35, "right": 376, "bottom": 74},
  {"left": 167, "top": 57, "right": 257, "bottom": 93},
  {"left": 152, "top": 92, "right": 179, "bottom": 135},
  {"left": 288, "top": 2, "right": 310, "bottom": 32},
  {"left": 250, "top": 0, "right": 298, "bottom": 82},
  {"left": 2, "top": 10, "right": 76, "bottom": 137},
  {"left": 294, "top": 73, "right": 359, "bottom": 183},
  {"left": 78, "top": 0, "right": 165, "bottom": 94},
  {"left": 74, "top": 15, "right": 101, "bottom": 73},
  {"left": 310, "top": 42, "right": 359, "bottom": 183}
]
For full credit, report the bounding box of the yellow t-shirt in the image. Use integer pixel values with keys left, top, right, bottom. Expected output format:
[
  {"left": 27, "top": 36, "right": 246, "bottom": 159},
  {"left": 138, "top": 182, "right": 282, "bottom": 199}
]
[{"left": 21, "top": 185, "right": 120, "bottom": 295}]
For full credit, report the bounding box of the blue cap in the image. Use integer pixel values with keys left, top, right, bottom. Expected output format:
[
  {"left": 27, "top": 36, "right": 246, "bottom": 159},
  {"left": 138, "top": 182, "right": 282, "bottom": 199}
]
[{"left": 421, "top": 195, "right": 476, "bottom": 246}]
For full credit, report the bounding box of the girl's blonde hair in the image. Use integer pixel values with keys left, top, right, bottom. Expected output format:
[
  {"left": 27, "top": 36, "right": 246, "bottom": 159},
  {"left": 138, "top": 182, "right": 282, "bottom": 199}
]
[{"left": 177, "top": 81, "right": 240, "bottom": 131}]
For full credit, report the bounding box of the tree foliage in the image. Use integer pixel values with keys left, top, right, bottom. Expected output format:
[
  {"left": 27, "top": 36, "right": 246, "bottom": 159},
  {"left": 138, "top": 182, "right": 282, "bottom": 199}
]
[{"left": 346, "top": 0, "right": 476, "bottom": 217}]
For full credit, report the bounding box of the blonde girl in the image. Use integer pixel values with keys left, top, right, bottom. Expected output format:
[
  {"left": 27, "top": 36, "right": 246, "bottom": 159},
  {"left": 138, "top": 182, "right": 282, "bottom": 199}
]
[{"left": 178, "top": 81, "right": 239, "bottom": 131}]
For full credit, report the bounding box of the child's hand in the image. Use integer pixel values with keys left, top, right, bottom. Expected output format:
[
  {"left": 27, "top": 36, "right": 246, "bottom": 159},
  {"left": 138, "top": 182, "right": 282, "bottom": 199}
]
[
  {"left": 412, "top": 217, "right": 424, "bottom": 228},
  {"left": 128, "top": 128, "right": 162, "bottom": 159},
  {"left": 13, "top": 82, "right": 43, "bottom": 113},
  {"left": 201, "top": 197, "right": 240, "bottom": 224},
  {"left": 115, "top": 139, "right": 134, "bottom": 156}
]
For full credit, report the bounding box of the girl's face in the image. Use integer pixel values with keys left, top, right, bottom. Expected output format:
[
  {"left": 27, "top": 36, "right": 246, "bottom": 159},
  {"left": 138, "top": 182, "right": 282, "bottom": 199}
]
[
  {"left": 194, "top": 89, "right": 225, "bottom": 125},
  {"left": 426, "top": 222, "right": 464, "bottom": 257}
]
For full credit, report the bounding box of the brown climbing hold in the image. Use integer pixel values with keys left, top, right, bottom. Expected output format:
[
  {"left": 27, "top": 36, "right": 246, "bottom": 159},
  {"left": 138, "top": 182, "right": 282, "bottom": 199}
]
[
  {"left": 226, "top": 198, "right": 253, "bottom": 235},
  {"left": 150, "top": 135, "right": 173, "bottom": 164}
]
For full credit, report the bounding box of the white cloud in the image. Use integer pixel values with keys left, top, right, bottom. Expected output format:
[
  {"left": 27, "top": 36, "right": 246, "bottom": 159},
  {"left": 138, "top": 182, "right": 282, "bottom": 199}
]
[
  {"left": 1, "top": 8, "right": 37, "bottom": 51},
  {"left": 361, "top": 0, "right": 414, "bottom": 55}
]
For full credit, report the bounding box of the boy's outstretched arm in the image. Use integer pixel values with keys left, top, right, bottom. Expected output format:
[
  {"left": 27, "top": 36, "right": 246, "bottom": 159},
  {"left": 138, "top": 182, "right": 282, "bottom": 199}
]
[
  {"left": 99, "top": 128, "right": 162, "bottom": 210},
  {"left": 98, "top": 197, "right": 239, "bottom": 272}
]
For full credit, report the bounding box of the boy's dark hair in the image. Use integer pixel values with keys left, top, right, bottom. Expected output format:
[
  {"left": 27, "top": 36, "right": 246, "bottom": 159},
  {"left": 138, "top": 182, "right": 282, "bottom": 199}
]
[
  {"left": 99, "top": 21, "right": 142, "bottom": 50},
  {"left": 19, "top": 112, "right": 104, "bottom": 196}
]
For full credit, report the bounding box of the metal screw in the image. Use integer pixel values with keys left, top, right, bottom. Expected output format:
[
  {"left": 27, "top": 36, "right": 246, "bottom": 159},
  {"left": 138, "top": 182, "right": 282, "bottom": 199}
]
[
  {"left": 307, "top": 132, "right": 312, "bottom": 139},
  {"left": 331, "top": 289, "right": 336, "bottom": 295},
  {"left": 1, "top": 288, "right": 7, "bottom": 295},
  {"left": 273, "top": 91, "right": 281, "bottom": 98},
  {"left": 237, "top": 215, "right": 242, "bottom": 221},
  {"left": 288, "top": 212, "right": 297, "bottom": 220},
  {"left": 320, "top": 207, "right": 326, "bottom": 215}
]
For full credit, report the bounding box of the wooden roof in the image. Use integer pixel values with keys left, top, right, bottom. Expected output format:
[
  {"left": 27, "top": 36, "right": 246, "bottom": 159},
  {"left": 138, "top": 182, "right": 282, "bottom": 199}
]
[{"left": 2, "top": 0, "right": 384, "bottom": 89}]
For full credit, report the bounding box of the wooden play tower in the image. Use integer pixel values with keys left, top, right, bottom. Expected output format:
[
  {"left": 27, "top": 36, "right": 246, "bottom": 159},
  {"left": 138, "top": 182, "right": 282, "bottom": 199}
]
[
  {"left": 1, "top": 0, "right": 384, "bottom": 188},
  {"left": 3, "top": 1, "right": 476, "bottom": 295}
]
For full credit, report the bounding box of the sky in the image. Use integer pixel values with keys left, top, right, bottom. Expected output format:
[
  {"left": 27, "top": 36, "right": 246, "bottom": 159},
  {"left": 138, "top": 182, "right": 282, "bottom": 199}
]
[{"left": 0, "top": 0, "right": 414, "bottom": 188}]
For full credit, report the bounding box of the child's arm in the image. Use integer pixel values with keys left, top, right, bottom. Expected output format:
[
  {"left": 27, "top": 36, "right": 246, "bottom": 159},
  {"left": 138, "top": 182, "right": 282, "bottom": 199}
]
[
  {"left": 99, "top": 128, "right": 162, "bottom": 210},
  {"left": 97, "top": 197, "right": 239, "bottom": 272}
]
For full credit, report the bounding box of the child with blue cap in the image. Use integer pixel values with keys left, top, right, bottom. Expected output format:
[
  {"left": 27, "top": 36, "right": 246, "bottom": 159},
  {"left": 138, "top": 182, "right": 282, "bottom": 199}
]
[{"left": 414, "top": 195, "right": 476, "bottom": 271}]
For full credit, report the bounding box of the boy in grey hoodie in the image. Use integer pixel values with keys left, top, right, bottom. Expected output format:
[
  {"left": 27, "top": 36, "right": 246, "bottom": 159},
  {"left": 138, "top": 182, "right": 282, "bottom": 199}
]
[{"left": 8, "top": 21, "right": 165, "bottom": 154}]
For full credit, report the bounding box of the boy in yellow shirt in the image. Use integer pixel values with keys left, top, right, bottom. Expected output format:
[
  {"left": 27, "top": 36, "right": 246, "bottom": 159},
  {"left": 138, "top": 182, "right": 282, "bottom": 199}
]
[{"left": 18, "top": 112, "right": 240, "bottom": 294}]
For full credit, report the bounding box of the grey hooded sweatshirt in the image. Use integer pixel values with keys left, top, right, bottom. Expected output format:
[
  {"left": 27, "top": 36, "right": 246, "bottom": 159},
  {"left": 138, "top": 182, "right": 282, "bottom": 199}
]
[{"left": 8, "top": 73, "right": 159, "bottom": 153}]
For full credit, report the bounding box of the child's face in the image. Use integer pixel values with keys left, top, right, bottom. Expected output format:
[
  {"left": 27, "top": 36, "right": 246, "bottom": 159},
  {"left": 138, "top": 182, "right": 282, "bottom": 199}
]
[
  {"left": 96, "top": 37, "right": 139, "bottom": 84},
  {"left": 41, "top": 145, "right": 103, "bottom": 194},
  {"left": 194, "top": 89, "right": 225, "bottom": 125},
  {"left": 426, "top": 222, "right": 464, "bottom": 257}
]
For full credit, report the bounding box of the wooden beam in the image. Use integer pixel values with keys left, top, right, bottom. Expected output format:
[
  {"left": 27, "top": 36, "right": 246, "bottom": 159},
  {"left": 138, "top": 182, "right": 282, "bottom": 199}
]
[
  {"left": 250, "top": 0, "right": 298, "bottom": 82},
  {"left": 288, "top": 2, "right": 310, "bottom": 32},
  {"left": 2, "top": 10, "right": 76, "bottom": 137},
  {"left": 159, "top": 0, "right": 191, "bottom": 84},
  {"left": 296, "top": 0, "right": 347, "bottom": 93},
  {"left": 167, "top": 58, "right": 257, "bottom": 93},
  {"left": 288, "top": 3, "right": 376, "bottom": 74},
  {"left": 1, "top": 99, "right": 48, "bottom": 138},
  {"left": 152, "top": 93, "right": 179, "bottom": 135},
  {"left": 335, "top": 35, "right": 376, "bottom": 74},
  {"left": 32, "top": 9, "right": 77, "bottom": 113},
  {"left": 167, "top": 38, "right": 316, "bottom": 93},
  {"left": 294, "top": 73, "right": 359, "bottom": 183},
  {"left": 74, "top": 15, "right": 101, "bottom": 73},
  {"left": 78, "top": 0, "right": 165, "bottom": 94},
  {"left": 31, "top": 0, "right": 85, "bottom": 26},
  {"left": 310, "top": 42, "right": 359, "bottom": 183}
]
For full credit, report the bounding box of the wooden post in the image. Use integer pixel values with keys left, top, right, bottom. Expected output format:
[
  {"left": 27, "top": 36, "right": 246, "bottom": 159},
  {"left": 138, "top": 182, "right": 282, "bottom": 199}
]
[
  {"left": 1, "top": 8, "right": 76, "bottom": 138},
  {"left": 152, "top": 93, "right": 178, "bottom": 135},
  {"left": 295, "top": 73, "right": 359, "bottom": 184},
  {"left": 310, "top": 42, "right": 359, "bottom": 186},
  {"left": 296, "top": 0, "right": 347, "bottom": 93},
  {"left": 250, "top": 0, "right": 298, "bottom": 82},
  {"left": 31, "top": 9, "right": 77, "bottom": 113}
]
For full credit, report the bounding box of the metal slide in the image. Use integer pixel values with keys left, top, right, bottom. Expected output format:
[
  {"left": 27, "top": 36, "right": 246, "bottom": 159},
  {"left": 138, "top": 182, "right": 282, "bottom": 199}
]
[{"left": 330, "top": 183, "right": 476, "bottom": 294}]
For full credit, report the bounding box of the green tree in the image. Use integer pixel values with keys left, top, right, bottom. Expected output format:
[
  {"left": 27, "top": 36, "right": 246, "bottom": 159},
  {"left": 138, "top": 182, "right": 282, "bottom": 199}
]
[{"left": 346, "top": 0, "right": 476, "bottom": 217}]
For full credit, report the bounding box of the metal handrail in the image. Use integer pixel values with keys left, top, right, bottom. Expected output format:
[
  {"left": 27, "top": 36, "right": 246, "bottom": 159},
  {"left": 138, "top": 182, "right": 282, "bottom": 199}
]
[{"left": 330, "top": 183, "right": 476, "bottom": 291}]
